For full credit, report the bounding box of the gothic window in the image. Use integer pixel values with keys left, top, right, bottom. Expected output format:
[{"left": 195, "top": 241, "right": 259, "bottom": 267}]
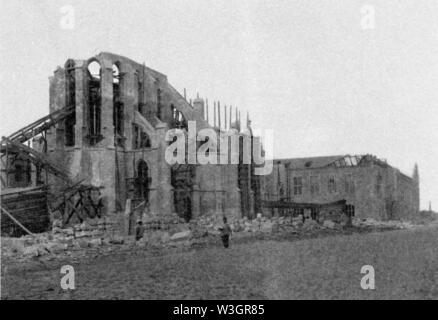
[
  {"left": 328, "top": 176, "right": 337, "bottom": 193},
  {"left": 293, "top": 176, "right": 303, "bottom": 195},
  {"left": 65, "top": 60, "right": 76, "bottom": 146},
  {"left": 113, "top": 63, "right": 124, "bottom": 146},
  {"left": 133, "top": 124, "right": 151, "bottom": 149},
  {"left": 87, "top": 60, "right": 102, "bottom": 145},
  {"left": 137, "top": 73, "right": 144, "bottom": 115},
  {"left": 134, "top": 160, "right": 150, "bottom": 202},
  {"left": 170, "top": 104, "right": 187, "bottom": 130}
]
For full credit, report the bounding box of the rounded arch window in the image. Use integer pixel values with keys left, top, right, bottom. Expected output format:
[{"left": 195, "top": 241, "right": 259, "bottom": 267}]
[
  {"left": 112, "top": 63, "right": 120, "bottom": 84},
  {"left": 88, "top": 60, "right": 101, "bottom": 79}
]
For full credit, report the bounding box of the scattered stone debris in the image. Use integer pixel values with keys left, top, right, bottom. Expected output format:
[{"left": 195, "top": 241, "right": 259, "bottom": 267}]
[{"left": 1, "top": 213, "right": 419, "bottom": 263}]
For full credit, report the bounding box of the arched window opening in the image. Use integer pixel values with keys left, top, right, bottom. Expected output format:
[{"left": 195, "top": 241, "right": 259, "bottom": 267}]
[
  {"left": 170, "top": 104, "right": 187, "bottom": 130},
  {"left": 157, "top": 88, "right": 162, "bottom": 120},
  {"left": 65, "top": 60, "right": 76, "bottom": 146},
  {"left": 133, "top": 124, "right": 151, "bottom": 149},
  {"left": 112, "top": 64, "right": 120, "bottom": 84},
  {"left": 134, "top": 160, "right": 150, "bottom": 203},
  {"left": 112, "top": 63, "right": 124, "bottom": 147},
  {"left": 87, "top": 60, "right": 102, "bottom": 145},
  {"left": 137, "top": 73, "right": 145, "bottom": 116}
]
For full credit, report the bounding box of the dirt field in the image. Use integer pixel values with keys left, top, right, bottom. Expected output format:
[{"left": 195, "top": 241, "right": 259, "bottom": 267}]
[{"left": 2, "top": 225, "right": 437, "bottom": 300}]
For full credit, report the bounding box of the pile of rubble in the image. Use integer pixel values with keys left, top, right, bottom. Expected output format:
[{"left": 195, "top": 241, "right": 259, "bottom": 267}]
[
  {"left": 2, "top": 212, "right": 416, "bottom": 261},
  {"left": 352, "top": 218, "right": 415, "bottom": 230},
  {"left": 1, "top": 218, "right": 127, "bottom": 259},
  {"left": 193, "top": 214, "right": 346, "bottom": 236}
]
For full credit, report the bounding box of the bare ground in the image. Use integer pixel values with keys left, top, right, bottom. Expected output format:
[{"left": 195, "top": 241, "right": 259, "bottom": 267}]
[{"left": 1, "top": 225, "right": 437, "bottom": 300}]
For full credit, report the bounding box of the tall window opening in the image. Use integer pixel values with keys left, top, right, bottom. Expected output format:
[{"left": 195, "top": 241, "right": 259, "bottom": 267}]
[
  {"left": 293, "top": 177, "right": 303, "bottom": 195},
  {"left": 87, "top": 60, "right": 102, "bottom": 145},
  {"left": 134, "top": 160, "right": 150, "bottom": 202},
  {"left": 137, "top": 73, "right": 145, "bottom": 115},
  {"left": 113, "top": 63, "right": 124, "bottom": 147},
  {"left": 65, "top": 60, "right": 76, "bottom": 146},
  {"left": 157, "top": 88, "right": 162, "bottom": 120}
]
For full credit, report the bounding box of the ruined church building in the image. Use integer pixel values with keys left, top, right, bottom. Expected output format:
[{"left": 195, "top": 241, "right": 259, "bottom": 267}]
[
  {"left": 1, "top": 52, "right": 419, "bottom": 227},
  {"left": 45, "top": 52, "right": 261, "bottom": 221}
]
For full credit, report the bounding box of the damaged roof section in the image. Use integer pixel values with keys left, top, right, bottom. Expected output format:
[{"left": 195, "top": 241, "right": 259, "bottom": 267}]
[{"left": 274, "top": 154, "right": 390, "bottom": 170}]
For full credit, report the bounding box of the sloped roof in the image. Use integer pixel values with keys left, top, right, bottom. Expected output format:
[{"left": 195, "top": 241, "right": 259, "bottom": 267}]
[{"left": 274, "top": 155, "right": 345, "bottom": 169}]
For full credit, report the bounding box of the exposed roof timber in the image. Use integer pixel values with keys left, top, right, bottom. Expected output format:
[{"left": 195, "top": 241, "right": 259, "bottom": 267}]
[{"left": 328, "top": 154, "right": 390, "bottom": 169}]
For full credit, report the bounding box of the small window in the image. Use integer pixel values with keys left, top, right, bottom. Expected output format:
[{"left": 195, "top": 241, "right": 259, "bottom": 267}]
[
  {"left": 345, "top": 204, "right": 355, "bottom": 217},
  {"left": 293, "top": 177, "right": 303, "bottom": 195},
  {"left": 328, "top": 176, "right": 337, "bottom": 193}
]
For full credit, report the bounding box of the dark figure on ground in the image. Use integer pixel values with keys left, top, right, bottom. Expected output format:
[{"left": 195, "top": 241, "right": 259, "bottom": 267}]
[
  {"left": 220, "top": 217, "right": 232, "bottom": 248},
  {"left": 135, "top": 220, "right": 145, "bottom": 241}
]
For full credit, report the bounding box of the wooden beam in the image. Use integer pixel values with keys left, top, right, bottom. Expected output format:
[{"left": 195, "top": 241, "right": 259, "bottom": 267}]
[{"left": 1, "top": 205, "right": 36, "bottom": 237}]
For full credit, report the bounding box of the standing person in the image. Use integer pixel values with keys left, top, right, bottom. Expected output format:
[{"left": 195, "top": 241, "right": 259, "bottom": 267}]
[
  {"left": 135, "top": 220, "right": 145, "bottom": 241},
  {"left": 220, "top": 216, "right": 232, "bottom": 248}
]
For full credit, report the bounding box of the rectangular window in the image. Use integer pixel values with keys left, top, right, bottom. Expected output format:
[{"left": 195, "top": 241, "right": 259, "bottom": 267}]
[
  {"left": 344, "top": 174, "right": 355, "bottom": 194},
  {"left": 293, "top": 177, "right": 303, "bottom": 195},
  {"left": 345, "top": 205, "right": 355, "bottom": 217},
  {"left": 310, "top": 175, "right": 319, "bottom": 195},
  {"left": 328, "top": 176, "right": 337, "bottom": 193}
]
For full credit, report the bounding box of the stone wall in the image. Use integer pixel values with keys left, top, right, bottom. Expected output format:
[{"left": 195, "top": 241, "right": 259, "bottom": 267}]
[{"left": 260, "top": 158, "right": 419, "bottom": 221}]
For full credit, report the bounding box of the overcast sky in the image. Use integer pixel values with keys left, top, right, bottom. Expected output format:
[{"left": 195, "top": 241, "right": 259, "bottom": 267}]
[{"left": 0, "top": 0, "right": 437, "bottom": 210}]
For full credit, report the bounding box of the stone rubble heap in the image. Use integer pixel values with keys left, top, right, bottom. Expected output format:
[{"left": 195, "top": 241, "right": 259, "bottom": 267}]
[{"left": 1, "top": 213, "right": 414, "bottom": 261}]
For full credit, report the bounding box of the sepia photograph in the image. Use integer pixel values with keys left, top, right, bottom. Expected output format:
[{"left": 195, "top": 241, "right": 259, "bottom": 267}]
[{"left": 0, "top": 0, "right": 437, "bottom": 306}]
